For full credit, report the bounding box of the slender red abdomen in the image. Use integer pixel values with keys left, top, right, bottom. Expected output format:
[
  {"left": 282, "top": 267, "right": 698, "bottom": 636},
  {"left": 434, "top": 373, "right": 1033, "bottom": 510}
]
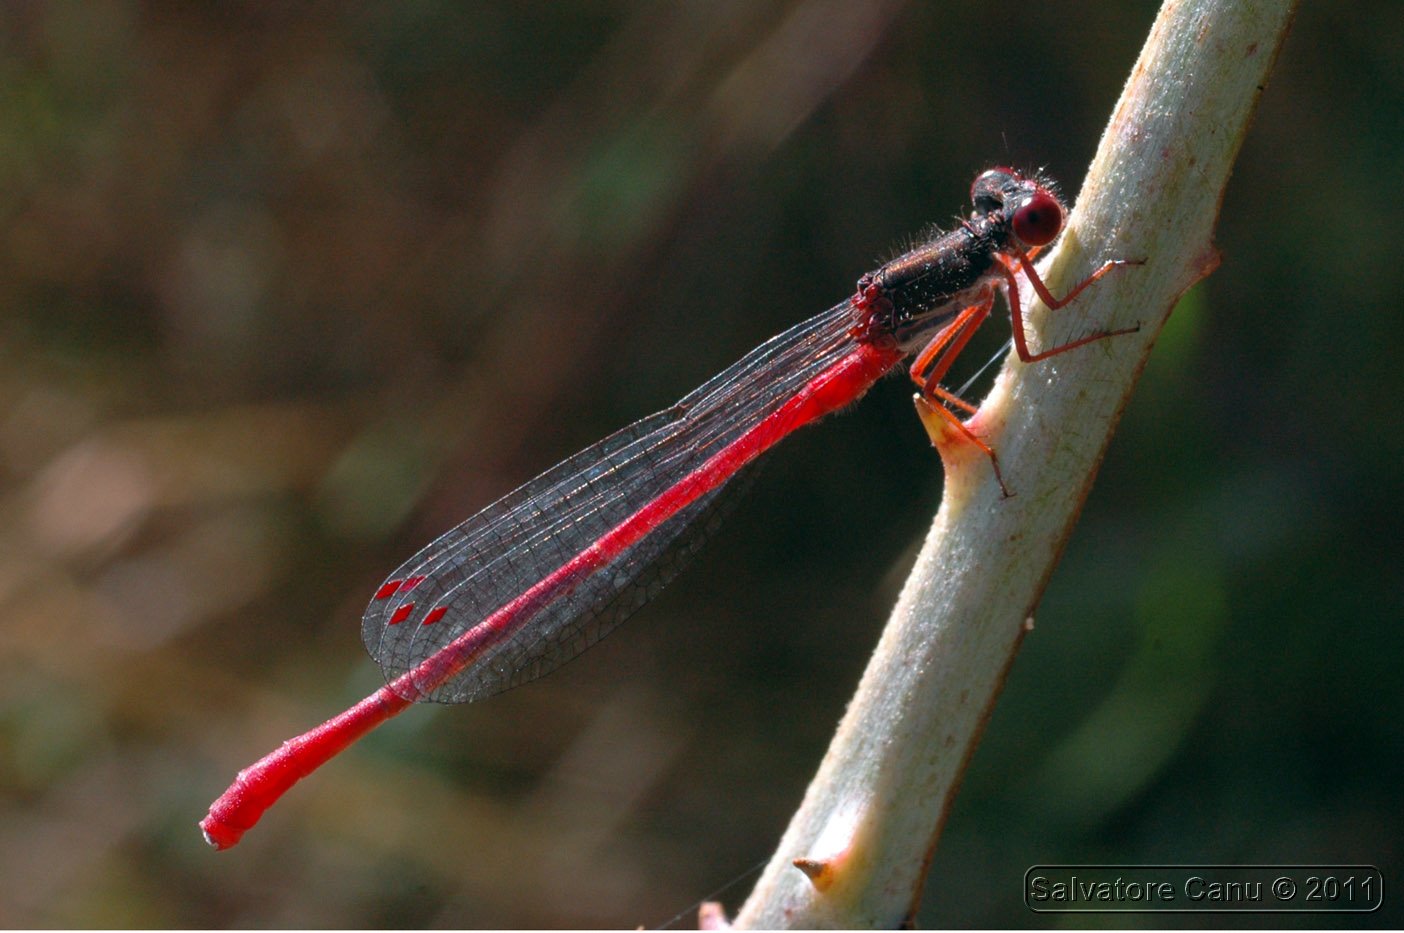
[{"left": 200, "top": 340, "right": 901, "bottom": 849}]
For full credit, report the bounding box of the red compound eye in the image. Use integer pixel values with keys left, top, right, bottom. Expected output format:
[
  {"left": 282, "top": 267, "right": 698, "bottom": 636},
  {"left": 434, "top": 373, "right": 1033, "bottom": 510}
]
[{"left": 1012, "top": 190, "right": 1063, "bottom": 246}]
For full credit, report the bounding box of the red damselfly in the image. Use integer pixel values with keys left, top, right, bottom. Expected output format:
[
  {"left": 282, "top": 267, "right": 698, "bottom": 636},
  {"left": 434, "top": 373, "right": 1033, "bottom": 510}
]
[{"left": 201, "top": 167, "right": 1135, "bottom": 849}]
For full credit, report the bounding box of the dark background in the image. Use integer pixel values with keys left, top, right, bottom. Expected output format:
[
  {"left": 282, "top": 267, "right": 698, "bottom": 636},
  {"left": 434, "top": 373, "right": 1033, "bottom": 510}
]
[{"left": 0, "top": 1, "right": 1399, "bottom": 927}]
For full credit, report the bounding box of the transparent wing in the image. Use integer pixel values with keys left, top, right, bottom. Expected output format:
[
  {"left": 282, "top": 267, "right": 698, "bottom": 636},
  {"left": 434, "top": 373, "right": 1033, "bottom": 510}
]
[{"left": 363, "top": 301, "right": 864, "bottom": 703}]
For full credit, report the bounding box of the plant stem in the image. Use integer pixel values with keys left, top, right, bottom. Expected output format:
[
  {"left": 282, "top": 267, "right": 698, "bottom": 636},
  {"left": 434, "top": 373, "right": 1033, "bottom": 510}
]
[{"left": 733, "top": 0, "right": 1298, "bottom": 926}]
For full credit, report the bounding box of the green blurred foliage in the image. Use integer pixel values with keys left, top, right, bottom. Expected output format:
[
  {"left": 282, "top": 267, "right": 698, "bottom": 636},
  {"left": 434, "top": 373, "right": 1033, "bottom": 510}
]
[{"left": 0, "top": 1, "right": 1399, "bottom": 927}]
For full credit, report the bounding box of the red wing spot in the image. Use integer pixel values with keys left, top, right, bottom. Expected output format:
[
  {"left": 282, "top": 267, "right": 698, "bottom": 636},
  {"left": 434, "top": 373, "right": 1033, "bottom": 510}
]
[
  {"left": 402, "top": 575, "right": 427, "bottom": 591},
  {"left": 422, "top": 606, "right": 448, "bottom": 626},
  {"left": 374, "top": 579, "right": 403, "bottom": 600},
  {"left": 389, "top": 603, "right": 415, "bottom": 625}
]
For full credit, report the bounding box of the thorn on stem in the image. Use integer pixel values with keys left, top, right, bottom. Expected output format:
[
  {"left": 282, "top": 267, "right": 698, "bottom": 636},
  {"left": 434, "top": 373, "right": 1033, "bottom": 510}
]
[
  {"left": 792, "top": 857, "right": 837, "bottom": 892},
  {"left": 913, "top": 394, "right": 1013, "bottom": 498}
]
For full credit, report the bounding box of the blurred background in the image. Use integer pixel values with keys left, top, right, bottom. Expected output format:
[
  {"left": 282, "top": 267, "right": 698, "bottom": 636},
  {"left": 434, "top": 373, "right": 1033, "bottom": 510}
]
[{"left": 0, "top": 0, "right": 1399, "bottom": 927}]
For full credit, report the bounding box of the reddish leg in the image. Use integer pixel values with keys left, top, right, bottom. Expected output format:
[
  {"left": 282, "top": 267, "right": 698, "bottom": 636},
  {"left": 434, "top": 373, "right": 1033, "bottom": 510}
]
[
  {"left": 926, "top": 383, "right": 978, "bottom": 416},
  {"left": 1003, "top": 250, "right": 1141, "bottom": 363},
  {"left": 908, "top": 293, "right": 1012, "bottom": 497},
  {"left": 909, "top": 290, "right": 993, "bottom": 395}
]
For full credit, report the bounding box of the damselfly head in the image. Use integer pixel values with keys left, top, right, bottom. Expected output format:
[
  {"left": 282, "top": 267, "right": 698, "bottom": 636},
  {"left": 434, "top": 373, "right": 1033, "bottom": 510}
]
[
  {"left": 970, "top": 166, "right": 1021, "bottom": 214},
  {"left": 971, "top": 167, "right": 1067, "bottom": 249}
]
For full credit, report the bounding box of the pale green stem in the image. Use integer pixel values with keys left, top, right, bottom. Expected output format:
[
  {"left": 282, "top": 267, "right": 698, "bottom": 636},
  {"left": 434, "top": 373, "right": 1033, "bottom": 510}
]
[{"left": 732, "top": 0, "right": 1298, "bottom": 927}]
